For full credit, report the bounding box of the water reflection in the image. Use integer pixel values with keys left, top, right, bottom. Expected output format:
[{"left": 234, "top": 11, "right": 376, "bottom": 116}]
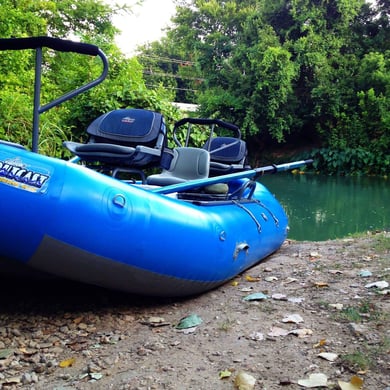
[{"left": 259, "top": 173, "right": 390, "bottom": 241}]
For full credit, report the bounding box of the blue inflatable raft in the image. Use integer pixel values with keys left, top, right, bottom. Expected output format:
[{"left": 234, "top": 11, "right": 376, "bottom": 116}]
[{"left": 0, "top": 37, "right": 311, "bottom": 296}]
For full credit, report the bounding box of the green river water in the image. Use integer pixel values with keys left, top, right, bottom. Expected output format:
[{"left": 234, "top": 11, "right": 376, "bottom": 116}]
[{"left": 259, "top": 173, "right": 390, "bottom": 241}]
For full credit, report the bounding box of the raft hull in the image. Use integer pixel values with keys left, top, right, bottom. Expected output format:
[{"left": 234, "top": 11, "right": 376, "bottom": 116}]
[{"left": 0, "top": 143, "right": 288, "bottom": 296}]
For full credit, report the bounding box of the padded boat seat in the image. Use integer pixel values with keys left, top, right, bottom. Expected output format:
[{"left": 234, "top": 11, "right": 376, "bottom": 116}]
[
  {"left": 203, "top": 136, "right": 250, "bottom": 176},
  {"left": 64, "top": 142, "right": 157, "bottom": 165},
  {"left": 63, "top": 108, "right": 166, "bottom": 169},
  {"left": 147, "top": 147, "right": 210, "bottom": 186}
]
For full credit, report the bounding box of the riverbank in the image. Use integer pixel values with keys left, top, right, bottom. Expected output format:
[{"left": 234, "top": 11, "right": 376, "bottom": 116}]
[{"left": 0, "top": 232, "right": 389, "bottom": 389}]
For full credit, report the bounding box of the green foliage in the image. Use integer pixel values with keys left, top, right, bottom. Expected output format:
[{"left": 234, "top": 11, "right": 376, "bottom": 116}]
[
  {"left": 0, "top": 0, "right": 181, "bottom": 156},
  {"left": 137, "top": 0, "right": 389, "bottom": 175},
  {"left": 312, "top": 50, "right": 390, "bottom": 175},
  {"left": 173, "top": 124, "right": 209, "bottom": 148},
  {"left": 0, "top": 91, "right": 33, "bottom": 146},
  {"left": 1, "top": 0, "right": 389, "bottom": 176},
  {"left": 246, "top": 46, "right": 297, "bottom": 141},
  {"left": 311, "top": 147, "right": 390, "bottom": 176}
]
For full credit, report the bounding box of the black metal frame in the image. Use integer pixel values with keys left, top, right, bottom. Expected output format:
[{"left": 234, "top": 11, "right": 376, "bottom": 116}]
[{"left": 0, "top": 36, "right": 109, "bottom": 152}]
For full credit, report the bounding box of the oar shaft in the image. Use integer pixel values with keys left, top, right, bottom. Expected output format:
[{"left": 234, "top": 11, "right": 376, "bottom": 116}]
[
  {"left": 152, "top": 159, "right": 313, "bottom": 195},
  {"left": 258, "top": 159, "right": 314, "bottom": 174}
]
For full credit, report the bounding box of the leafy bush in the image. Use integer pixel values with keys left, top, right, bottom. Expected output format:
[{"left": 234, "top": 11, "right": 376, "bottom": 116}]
[{"left": 311, "top": 147, "right": 389, "bottom": 176}]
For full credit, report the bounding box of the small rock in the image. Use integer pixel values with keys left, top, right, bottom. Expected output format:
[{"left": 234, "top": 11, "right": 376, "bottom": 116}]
[
  {"left": 234, "top": 371, "right": 256, "bottom": 389},
  {"left": 88, "top": 362, "right": 102, "bottom": 373},
  {"left": 10, "top": 328, "right": 22, "bottom": 337},
  {"left": 318, "top": 352, "right": 338, "bottom": 362},
  {"left": 282, "top": 314, "right": 304, "bottom": 324},
  {"left": 329, "top": 303, "right": 344, "bottom": 310},
  {"left": 2, "top": 376, "right": 22, "bottom": 385},
  {"left": 365, "top": 281, "right": 389, "bottom": 289},
  {"left": 248, "top": 331, "right": 264, "bottom": 341},
  {"left": 78, "top": 322, "right": 88, "bottom": 330},
  {"left": 271, "top": 293, "right": 287, "bottom": 300},
  {"left": 21, "top": 372, "right": 32, "bottom": 385},
  {"left": 33, "top": 363, "right": 46, "bottom": 374},
  {"left": 348, "top": 322, "right": 368, "bottom": 338},
  {"left": 359, "top": 270, "right": 372, "bottom": 277},
  {"left": 31, "top": 372, "right": 39, "bottom": 383},
  {"left": 279, "top": 377, "right": 293, "bottom": 385}
]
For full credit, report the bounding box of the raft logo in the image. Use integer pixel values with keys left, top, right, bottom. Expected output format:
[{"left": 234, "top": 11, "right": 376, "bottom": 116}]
[
  {"left": 0, "top": 157, "right": 50, "bottom": 192},
  {"left": 121, "top": 116, "right": 135, "bottom": 124}
]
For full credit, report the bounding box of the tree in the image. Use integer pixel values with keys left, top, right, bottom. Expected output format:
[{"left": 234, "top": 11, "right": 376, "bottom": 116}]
[{"left": 151, "top": 0, "right": 389, "bottom": 174}]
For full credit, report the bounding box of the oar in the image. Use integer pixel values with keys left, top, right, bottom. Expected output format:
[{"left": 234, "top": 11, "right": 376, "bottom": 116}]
[{"left": 152, "top": 159, "right": 313, "bottom": 195}]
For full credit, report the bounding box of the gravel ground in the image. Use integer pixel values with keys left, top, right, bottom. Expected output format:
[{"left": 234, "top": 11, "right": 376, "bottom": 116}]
[{"left": 0, "top": 232, "right": 389, "bottom": 389}]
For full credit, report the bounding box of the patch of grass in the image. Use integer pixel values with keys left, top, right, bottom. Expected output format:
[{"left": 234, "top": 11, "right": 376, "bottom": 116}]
[
  {"left": 359, "top": 300, "right": 372, "bottom": 314},
  {"left": 381, "top": 335, "right": 390, "bottom": 353},
  {"left": 218, "top": 318, "right": 235, "bottom": 332},
  {"left": 345, "top": 231, "right": 390, "bottom": 253},
  {"left": 380, "top": 270, "right": 390, "bottom": 281},
  {"left": 345, "top": 231, "right": 370, "bottom": 239},
  {"left": 337, "top": 300, "right": 386, "bottom": 323},
  {"left": 340, "top": 336, "right": 390, "bottom": 373},
  {"left": 340, "top": 351, "right": 371, "bottom": 371},
  {"left": 339, "top": 306, "right": 363, "bottom": 322},
  {"left": 349, "top": 261, "right": 366, "bottom": 270},
  {"left": 331, "top": 262, "right": 343, "bottom": 269},
  {"left": 317, "top": 300, "right": 331, "bottom": 310},
  {"left": 371, "top": 233, "right": 390, "bottom": 252},
  {"left": 313, "top": 264, "right": 326, "bottom": 272},
  {"left": 375, "top": 335, "right": 390, "bottom": 355}
]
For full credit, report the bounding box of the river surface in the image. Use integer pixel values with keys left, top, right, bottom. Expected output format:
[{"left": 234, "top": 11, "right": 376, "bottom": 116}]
[{"left": 259, "top": 173, "right": 390, "bottom": 241}]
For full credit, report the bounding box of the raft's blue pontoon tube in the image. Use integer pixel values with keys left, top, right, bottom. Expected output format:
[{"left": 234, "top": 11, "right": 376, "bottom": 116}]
[{"left": 0, "top": 140, "right": 291, "bottom": 296}]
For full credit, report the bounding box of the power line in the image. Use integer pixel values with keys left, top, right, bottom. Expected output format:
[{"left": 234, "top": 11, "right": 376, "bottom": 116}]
[
  {"left": 138, "top": 54, "right": 195, "bottom": 66},
  {"left": 145, "top": 84, "right": 198, "bottom": 93},
  {"left": 143, "top": 70, "right": 204, "bottom": 81}
]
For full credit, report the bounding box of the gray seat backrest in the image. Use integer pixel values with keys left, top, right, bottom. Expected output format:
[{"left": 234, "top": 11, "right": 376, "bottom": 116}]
[{"left": 147, "top": 147, "right": 210, "bottom": 186}]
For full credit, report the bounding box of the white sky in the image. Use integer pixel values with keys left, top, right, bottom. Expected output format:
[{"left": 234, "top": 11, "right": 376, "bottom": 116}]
[{"left": 111, "top": 0, "right": 176, "bottom": 56}]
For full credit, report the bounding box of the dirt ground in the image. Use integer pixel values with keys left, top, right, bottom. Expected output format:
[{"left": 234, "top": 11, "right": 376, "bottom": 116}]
[{"left": 0, "top": 232, "right": 389, "bottom": 390}]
